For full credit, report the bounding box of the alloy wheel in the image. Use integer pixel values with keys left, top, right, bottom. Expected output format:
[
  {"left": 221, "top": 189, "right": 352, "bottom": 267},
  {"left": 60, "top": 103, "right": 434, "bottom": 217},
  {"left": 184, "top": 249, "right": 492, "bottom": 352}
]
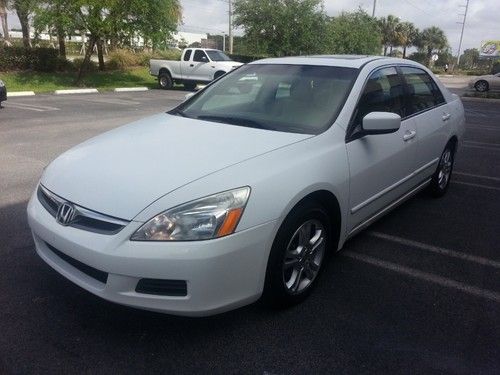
[
  {"left": 282, "top": 219, "right": 326, "bottom": 295},
  {"left": 438, "top": 149, "right": 453, "bottom": 190}
]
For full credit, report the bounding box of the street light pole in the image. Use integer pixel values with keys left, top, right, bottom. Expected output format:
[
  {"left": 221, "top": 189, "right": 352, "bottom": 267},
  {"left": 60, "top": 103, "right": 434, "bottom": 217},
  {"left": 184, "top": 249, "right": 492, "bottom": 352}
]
[
  {"left": 456, "top": 0, "right": 470, "bottom": 68},
  {"left": 228, "top": 0, "right": 233, "bottom": 54},
  {"left": 372, "top": 0, "right": 377, "bottom": 17}
]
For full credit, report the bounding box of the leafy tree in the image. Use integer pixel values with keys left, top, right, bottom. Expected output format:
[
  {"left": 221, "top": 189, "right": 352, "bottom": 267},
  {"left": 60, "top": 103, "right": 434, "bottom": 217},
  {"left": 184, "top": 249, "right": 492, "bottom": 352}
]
[
  {"left": 378, "top": 15, "right": 399, "bottom": 56},
  {"left": 395, "top": 21, "right": 418, "bottom": 58},
  {"left": 327, "top": 9, "right": 381, "bottom": 55},
  {"left": 459, "top": 48, "right": 479, "bottom": 69},
  {"left": 233, "top": 0, "right": 328, "bottom": 56},
  {"left": 12, "top": 0, "right": 38, "bottom": 48},
  {"left": 415, "top": 26, "right": 449, "bottom": 66}
]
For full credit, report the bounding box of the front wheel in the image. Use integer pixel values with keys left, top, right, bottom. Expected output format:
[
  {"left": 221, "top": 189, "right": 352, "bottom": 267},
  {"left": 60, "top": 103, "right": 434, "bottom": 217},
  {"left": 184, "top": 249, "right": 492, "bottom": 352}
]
[
  {"left": 475, "top": 80, "right": 489, "bottom": 92},
  {"left": 263, "top": 201, "right": 332, "bottom": 308},
  {"left": 158, "top": 73, "right": 173, "bottom": 90},
  {"left": 428, "top": 144, "right": 455, "bottom": 197}
]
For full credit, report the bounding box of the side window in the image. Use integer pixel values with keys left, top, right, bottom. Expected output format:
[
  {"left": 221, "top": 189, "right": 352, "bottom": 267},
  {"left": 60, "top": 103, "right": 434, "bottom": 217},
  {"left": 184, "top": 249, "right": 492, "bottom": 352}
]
[
  {"left": 183, "top": 49, "right": 192, "bottom": 61},
  {"left": 401, "top": 67, "right": 445, "bottom": 115},
  {"left": 193, "top": 50, "right": 208, "bottom": 62},
  {"left": 354, "top": 67, "right": 405, "bottom": 126}
]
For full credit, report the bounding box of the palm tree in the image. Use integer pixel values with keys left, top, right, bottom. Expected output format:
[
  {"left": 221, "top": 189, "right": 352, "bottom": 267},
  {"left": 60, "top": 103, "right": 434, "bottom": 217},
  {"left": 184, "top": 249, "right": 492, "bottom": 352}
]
[
  {"left": 378, "top": 15, "right": 400, "bottom": 56},
  {"left": 396, "top": 21, "right": 418, "bottom": 58},
  {"left": 416, "top": 26, "right": 449, "bottom": 66}
]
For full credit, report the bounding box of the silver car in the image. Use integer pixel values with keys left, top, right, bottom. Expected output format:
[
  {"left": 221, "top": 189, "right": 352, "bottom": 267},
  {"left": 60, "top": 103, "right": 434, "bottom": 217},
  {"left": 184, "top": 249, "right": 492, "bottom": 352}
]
[{"left": 469, "top": 72, "right": 500, "bottom": 92}]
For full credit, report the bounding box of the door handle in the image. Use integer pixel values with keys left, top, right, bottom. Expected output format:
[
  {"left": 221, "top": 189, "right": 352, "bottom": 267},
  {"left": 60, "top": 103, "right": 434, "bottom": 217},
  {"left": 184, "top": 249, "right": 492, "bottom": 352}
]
[
  {"left": 403, "top": 130, "right": 417, "bottom": 142},
  {"left": 442, "top": 113, "right": 451, "bottom": 121}
]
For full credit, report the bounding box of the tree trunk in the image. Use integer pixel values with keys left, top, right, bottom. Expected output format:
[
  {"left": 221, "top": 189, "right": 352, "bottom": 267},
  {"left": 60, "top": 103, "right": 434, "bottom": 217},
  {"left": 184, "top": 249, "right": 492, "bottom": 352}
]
[
  {"left": 383, "top": 45, "right": 388, "bottom": 56},
  {"left": 75, "top": 36, "right": 96, "bottom": 85},
  {"left": 0, "top": 12, "right": 9, "bottom": 43},
  {"left": 403, "top": 46, "right": 407, "bottom": 59},
  {"left": 57, "top": 27, "right": 66, "bottom": 59},
  {"left": 96, "top": 38, "right": 105, "bottom": 71},
  {"left": 16, "top": 9, "right": 31, "bottom": 48}
]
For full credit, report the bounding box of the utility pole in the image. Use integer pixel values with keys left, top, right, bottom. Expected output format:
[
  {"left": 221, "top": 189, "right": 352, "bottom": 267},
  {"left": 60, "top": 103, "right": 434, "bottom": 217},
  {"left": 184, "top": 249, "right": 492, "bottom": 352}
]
[
  {"left": 456, "top": 0, "right": 470, "bottom": 68},
  {"left": 372, "top": 0, "right": 377, "bottom": 17},
  {"left": 228, "top": 0, "right": 233, "bottom": 54}
]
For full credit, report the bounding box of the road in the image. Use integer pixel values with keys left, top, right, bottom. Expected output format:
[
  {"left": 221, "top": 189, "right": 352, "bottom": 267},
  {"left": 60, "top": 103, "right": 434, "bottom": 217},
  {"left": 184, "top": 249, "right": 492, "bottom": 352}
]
[{"left": 1, "top": 91, "right": 499, "bottom": 374}]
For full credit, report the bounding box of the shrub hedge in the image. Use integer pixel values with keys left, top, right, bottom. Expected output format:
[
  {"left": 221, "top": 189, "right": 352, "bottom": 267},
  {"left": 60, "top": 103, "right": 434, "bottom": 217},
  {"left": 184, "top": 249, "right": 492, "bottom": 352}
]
[{"left": 0, "top": 47, "right": 60, "bottom": 72}]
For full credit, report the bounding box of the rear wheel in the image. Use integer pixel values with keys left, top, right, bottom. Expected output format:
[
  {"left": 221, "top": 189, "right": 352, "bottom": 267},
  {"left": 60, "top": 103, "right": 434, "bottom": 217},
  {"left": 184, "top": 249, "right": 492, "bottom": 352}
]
[
  {"left": 428, "top": 143, "right": 455, "bottom": 197},
  {"left": 263, "top": 201, "right": 332, "bottom": 308},
  {"left": 158, "top": 72, "right": 173, "bottom": 90},
  {"left": 475, "top": 80, "right": 489, "bottom": 92}
]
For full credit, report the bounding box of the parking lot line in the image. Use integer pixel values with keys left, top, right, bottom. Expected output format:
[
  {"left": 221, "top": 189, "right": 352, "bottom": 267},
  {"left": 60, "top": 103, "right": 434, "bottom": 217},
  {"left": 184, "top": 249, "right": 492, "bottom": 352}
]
[
  {"left": 463, "top": 144, "right": 500, "bottom": 151},
  {"left": 367, "top": 231, "right": 500, "bottom": 269},
  {"left": 453, "top": 181, "right": 500, "bottom": 191},
  {"left": 344, "top": 252, "right": 500, "bottom": 303},
  {"left": 4, "top": 102, "right": 60, "bottom": 112},
  {"left": 454, "top": 171, "right": 500, "bottom": 182}
]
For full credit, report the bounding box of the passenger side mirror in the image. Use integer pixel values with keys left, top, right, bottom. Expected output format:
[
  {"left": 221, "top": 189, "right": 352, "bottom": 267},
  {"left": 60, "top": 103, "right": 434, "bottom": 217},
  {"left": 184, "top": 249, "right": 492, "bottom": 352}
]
[
  {"left": 201, "top": 56, "right": 208, "bottom": 63},
  {"left": 362, "top": 112, "right": 401, "bottom": 135},
  {"left": 184, "top": 92, "right": 195, "bottom": 101}
]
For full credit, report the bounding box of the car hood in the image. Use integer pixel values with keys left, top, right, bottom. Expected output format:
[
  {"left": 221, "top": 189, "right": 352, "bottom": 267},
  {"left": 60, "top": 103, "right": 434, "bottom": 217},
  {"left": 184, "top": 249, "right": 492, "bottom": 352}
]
[{"left": 41, "top": 113, "right": 310, "bottom": 220}]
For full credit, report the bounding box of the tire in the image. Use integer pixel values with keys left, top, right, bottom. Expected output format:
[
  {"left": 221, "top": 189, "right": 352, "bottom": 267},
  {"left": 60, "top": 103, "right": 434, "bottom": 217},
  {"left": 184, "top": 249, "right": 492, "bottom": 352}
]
[
  {"left": 183, "top": 81, "right": 197, "bottom": 91},
  {"left": 158, "top": 72, "right": 173, "bottom": 90},
  {"left": 475, "top": 80, "right": 489, "bottom": 92},
  {"left": 262, "top": 200, "right": 332, "bottom": 308},
  {"left": 428, "top": 143, "right": 455, "bottom": 197},
  {"left": 214, "top": 71, "right": 226, "bottom": 80}
]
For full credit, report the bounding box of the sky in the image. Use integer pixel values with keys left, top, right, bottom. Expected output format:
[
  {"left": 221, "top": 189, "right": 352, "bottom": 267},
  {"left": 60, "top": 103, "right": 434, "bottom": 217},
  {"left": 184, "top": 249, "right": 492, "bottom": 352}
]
[{"left": 6, "top": 0, "right": 500, "bottom": 55}]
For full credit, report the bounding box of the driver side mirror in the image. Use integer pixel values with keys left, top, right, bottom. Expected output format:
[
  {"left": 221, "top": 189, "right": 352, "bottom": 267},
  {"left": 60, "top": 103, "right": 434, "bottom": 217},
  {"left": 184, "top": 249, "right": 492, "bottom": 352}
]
[
  {"left": 362, "top": 112, "right": 401, "bottom": 135},
  {"left": 201, "top": 56, "right": 208, "bottom": 63}
]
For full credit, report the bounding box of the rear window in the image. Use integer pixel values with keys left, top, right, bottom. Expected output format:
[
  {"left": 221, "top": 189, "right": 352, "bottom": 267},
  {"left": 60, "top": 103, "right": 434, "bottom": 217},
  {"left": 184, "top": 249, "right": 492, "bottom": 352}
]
[
  {"left": 401, "top": 66, "right": 445, "bottom": 115},
  {"left": 183, "top": 50, "right": 192, "bottom": 61}
]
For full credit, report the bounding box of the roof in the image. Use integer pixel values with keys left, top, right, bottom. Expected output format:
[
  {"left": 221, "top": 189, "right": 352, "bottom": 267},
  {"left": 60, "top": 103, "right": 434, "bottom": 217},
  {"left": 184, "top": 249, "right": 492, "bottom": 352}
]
[{"left": 251, "top": 55, "right": 403, "bottom": 69}]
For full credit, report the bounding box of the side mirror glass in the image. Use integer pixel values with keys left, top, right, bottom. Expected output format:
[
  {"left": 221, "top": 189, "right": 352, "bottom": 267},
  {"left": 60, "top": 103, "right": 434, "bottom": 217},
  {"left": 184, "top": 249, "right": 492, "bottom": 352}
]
[
  {"left": 184, "top": 92, "right": 195, "bottom": 101},
  {"left": 362, "top": 112, "right": 401, "bottom": 135}
]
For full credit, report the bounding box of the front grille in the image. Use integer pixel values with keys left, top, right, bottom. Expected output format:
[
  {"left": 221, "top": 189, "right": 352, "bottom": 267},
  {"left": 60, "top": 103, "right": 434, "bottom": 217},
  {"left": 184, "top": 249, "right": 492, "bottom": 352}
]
[
  {"left": 136, "top": 279, "right": 187, "bottom": 297},
  {"left": 45, "top": 242, "right": 109, "bottom": 284},
  {"left": 37, "top": 185, "right": 129, "bottom": 235}
]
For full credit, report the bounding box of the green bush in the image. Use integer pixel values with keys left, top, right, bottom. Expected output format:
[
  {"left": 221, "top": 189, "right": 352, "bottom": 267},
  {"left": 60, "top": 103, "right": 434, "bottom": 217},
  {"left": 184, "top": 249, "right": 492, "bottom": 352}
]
[
  {"left": 492, "top": 62, "right": 500, "bottom": 74},
  {"left": 0, "top": 47, "right": 60, "bottom": 72},
  {"left": 228, "top": 54, "right": 265, "bottom": 63},
  {"left": 151, "top": 49, "right": 182, "bottom": 61},
  {"left": 107, "top": 49, "right": 142, "bottom": 70},
  {"left": 72, "top": 57, "right": 98, "bottom": 72}
]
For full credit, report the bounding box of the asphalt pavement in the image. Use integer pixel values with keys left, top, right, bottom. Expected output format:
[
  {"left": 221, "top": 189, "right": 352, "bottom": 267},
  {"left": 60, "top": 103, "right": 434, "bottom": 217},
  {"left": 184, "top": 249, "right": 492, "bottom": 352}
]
[{"left": 0, "top": 90, "right": 499, "bottom": 374}]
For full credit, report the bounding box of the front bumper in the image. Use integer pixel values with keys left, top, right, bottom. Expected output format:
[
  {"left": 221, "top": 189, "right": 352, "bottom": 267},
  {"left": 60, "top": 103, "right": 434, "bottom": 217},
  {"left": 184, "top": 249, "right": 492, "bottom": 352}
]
[{"left": 27, "top": 191, "right": 276, "bottom": 316}]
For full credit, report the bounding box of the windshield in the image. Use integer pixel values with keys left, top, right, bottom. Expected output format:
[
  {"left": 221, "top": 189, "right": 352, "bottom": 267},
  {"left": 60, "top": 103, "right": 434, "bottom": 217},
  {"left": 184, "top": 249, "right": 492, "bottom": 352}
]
[
  {"left": 206, "top": 50, "right": 232, "bottom": 61},
  {"left": 171, "top": 64, "right": 358, "bottom": 134}
]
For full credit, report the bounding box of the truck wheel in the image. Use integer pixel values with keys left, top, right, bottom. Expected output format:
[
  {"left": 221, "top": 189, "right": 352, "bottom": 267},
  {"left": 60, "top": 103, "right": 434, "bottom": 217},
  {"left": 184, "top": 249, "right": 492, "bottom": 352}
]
[
  {"left": 183, "top": 82, "right": 197, "bottom": 91},
  {"left": 158, "top": 72, "right": 173, "bottom": 90}
]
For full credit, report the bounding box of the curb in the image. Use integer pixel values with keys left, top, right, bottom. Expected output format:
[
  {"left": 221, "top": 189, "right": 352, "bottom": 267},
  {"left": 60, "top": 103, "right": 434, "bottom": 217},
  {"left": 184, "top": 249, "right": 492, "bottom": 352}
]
[
  {"left": 114, "top": 87, "right": 149, "bottom": 92},
  {"left": 55, "top": 88, "right": 99, "bottom": 95},
  {"left": 8, "top": 91, "right": 36, "bottom": 97}
]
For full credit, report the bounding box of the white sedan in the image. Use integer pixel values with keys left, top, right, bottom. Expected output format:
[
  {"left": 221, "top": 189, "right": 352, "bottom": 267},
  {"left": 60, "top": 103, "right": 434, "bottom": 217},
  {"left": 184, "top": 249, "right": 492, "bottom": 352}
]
[{"left": 28, "top": 56, "right": 465, "bottom": 316}]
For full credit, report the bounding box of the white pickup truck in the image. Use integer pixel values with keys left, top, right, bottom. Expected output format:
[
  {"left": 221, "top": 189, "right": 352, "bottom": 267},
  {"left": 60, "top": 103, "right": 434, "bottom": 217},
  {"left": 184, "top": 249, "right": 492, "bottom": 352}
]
[{"left": 150, "top": 48, "right": 243, "bottom": 90}]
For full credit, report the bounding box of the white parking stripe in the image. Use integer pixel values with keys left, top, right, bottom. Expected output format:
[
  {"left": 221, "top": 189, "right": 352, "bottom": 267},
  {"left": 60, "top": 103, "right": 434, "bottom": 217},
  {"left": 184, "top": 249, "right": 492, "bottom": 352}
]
[
  {"left": 5, "top": 102, "right": 60, "bottom": 111},
  {"left": 454, "top": 171, "right": 500, "bottom": 182},
  {"left": 367, "top": 231, "right": 500, "bottom": 269},
  {"left": 463, "top": 144, "right": 500, "bottom": 151},
  {"left": 453, "top": 181, "right": 500, "bottom": 191},
  {"left": 344, "top": 252, "right": 500, "bottom": 303},
  {"left": 465, "top": 140, "right": 500, "bottom": 147},
  {"left": 5, "top": 103, "right": 45, "bottom": 112}
]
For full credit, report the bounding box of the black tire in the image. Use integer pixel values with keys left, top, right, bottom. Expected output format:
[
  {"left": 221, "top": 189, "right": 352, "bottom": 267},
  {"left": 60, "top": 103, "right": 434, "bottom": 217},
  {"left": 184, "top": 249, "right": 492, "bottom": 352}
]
[
  {"left": 475, "top": 80, "right": 489, "bottom": 92},
  {"left": 214, "top": 71, "right": 226, "bottom": 80},
  {"left": 158, "top": 72, "right": 173, "bottom": 90},
  {"left": 428, "top": 143, "right": 455, "bottom": 197},
  {"left": 183, "top": 81, "right": 197, "bottom": 91},
  {"left": 262, "top": 200, "right": 333, "bottom": 308}
]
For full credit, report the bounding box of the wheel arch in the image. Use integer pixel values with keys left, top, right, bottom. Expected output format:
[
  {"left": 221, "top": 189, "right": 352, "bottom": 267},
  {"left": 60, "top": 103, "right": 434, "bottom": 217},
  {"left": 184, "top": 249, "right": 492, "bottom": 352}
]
[
  {"left": 213, "top": 70, "right": 226, "bottom": 80},
  {"left": 159, "top": 67, "right": 172, "bottom": 77}
]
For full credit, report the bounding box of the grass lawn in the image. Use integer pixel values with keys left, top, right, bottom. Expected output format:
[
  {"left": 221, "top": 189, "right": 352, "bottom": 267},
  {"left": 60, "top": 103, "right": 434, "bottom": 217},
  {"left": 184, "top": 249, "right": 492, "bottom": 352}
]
[{"left": 1, "top": 67, "right": 158, "bottom": 93}]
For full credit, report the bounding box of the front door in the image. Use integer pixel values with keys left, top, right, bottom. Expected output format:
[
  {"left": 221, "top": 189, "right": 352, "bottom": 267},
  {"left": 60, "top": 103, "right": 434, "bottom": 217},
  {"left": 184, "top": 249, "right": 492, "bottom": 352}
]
[{"left": 346, "top": 66, "right": 418, "bottom": 231}]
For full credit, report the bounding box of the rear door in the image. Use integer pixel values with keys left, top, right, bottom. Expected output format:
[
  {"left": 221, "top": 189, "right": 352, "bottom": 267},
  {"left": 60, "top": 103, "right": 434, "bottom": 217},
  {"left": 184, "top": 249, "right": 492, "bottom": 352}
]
[
  {"left": 346, "top": 66, "right": 418, "bottom": 231},
  {"left": 400, "top": 66, "right": 450, "bottom": 180}
]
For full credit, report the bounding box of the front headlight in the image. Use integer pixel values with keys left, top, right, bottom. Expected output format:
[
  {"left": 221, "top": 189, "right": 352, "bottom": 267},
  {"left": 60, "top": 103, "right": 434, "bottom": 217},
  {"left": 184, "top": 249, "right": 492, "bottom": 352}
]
[{"left": 131, "top": 187, "right": 250, "bottom": 241}]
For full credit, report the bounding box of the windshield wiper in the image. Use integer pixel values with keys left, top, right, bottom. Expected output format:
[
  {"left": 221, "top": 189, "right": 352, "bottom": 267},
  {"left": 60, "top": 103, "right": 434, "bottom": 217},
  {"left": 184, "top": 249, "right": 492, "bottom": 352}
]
[
  {"left": 169, "top": 109, "right": 189, "bottom": 118},
  {"left": 196, "top": 115, "right": 274, "bottom": 130}
]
